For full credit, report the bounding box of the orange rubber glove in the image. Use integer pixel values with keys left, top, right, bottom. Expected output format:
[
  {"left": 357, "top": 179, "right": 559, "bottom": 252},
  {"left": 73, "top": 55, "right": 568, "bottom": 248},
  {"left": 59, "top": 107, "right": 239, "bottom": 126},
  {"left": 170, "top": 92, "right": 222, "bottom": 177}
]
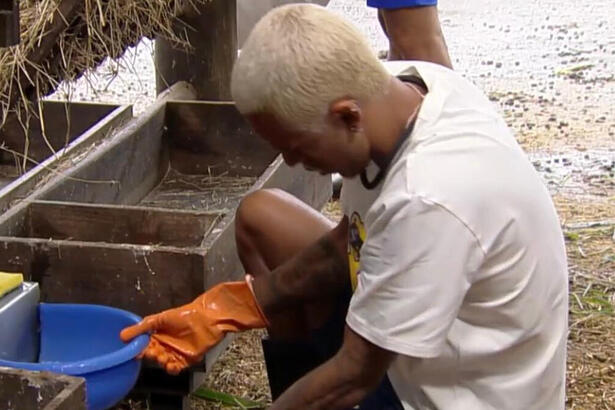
[{"left": 120, "top": 278, "right": 268, "bottom": 375}]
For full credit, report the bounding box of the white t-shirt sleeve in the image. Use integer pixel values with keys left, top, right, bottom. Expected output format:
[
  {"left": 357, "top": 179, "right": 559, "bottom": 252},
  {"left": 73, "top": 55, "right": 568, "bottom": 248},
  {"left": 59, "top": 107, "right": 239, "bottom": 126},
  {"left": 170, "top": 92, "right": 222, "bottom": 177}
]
[{"left": 346, "top": 193, "right": 484, "bottom": 358}]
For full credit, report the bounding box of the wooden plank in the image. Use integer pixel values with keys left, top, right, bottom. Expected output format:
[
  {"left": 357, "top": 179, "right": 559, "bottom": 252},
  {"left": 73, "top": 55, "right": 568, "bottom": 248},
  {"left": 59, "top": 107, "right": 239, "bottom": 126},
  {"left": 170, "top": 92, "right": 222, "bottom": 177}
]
[
  {"left": 0, "top": 101, "right": 125, "bottom": 164},
  {"left": 165, "top": 101, "right": 278, "bottom": 176},
  {"left": 0, "top": 104, "right": 132, "bottom": 215},
  {"left": 37, "top": 82, "right": 197, "bottom": 207},
  {"left": 24, "top": 201, "right": 221, "bottom": 247},
  {"left": 40, "top": 104, "right": 166, "bottom": 206},
  {"left": 155, "top": 0, "right": 237, "bottom": 100},
  {"left": 0, "top": 83, "right": 196, "bottom": 237},
  {"left": 0, "top": 238, "right": 206, "bottom": 316},
  {"left": 0, "top": 367, "right": 86, "bottom": 410}
]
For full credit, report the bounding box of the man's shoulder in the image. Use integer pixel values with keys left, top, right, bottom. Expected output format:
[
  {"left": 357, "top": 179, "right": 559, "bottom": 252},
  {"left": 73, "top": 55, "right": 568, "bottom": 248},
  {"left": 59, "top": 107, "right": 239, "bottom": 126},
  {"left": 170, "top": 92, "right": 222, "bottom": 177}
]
[{"left": 381, "top": 60, "right": 450, "bottom": 78}]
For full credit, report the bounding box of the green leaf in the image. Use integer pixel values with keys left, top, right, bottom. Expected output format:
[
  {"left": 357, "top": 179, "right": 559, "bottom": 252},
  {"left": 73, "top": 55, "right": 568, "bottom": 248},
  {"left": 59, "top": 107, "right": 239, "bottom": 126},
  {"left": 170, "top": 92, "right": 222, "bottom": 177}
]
[
  {"left": 564, "top": 231, "right": 579, "bottom": 241},
  {"left": 192, "top": 387, "right": 265, "bottom": 409}
]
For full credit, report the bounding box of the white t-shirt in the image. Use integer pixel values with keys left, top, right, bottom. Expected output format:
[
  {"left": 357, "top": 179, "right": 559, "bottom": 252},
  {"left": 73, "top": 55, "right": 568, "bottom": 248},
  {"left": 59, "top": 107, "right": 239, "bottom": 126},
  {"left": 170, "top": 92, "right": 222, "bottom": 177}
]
[{"left": 342, "top": 61, "right": 568, "bottom": 410}]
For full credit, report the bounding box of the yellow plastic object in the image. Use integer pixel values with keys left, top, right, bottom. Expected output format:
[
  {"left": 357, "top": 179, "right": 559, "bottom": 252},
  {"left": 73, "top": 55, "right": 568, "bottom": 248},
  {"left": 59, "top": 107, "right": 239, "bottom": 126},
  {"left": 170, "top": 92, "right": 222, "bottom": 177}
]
[{"left": 0, "top": 272, "right": 24, "bottom": 298}]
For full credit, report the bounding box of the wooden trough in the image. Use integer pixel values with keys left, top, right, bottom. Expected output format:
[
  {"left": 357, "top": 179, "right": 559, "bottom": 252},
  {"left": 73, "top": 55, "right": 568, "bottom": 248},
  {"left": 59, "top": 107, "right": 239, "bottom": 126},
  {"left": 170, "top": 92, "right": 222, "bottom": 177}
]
[
  {"left": 0, "top": 86, "right": 331, "bottom": 408},
  {"left": 0, "top": 101, "right": 132, "bottom": 212},
  {"left": 0, "top": 98, "right": 330, "bottom": 316}
]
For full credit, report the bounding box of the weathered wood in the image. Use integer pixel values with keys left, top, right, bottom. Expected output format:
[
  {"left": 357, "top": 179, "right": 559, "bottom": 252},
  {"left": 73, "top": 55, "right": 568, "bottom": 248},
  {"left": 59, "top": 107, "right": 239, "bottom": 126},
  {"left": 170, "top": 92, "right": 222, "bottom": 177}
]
[
  {"left": 0, "top": 101, "right": 125, "bottom": 164},
  {"left": 0, "top": 366, "right": 86, "bottom": 410},
  {"left": 0, "top": 237, "right": 206, "bottom": 316},
  {"left": 0, "top": 82, "right": 194, "bottom": 236},
  {"left": 38, "top": 82, "right": 198, "bottom": 207},
  {"left": 0, "top": 104, "right": 132, "bottom": 214},
  {"left": 155, "top": 0, "right": 237, "bottom": 100},
  {"left": 0, "top": 96, "right": 332, "bottom": 408},
  {"left": 0, "top": 0, "right": 19, "bottom": 47},
  {"left": 24, "top": 200, "right": 221, "bottom": 247},
  {"left": 165, "top": 101, "right": 277, "bottom": 176}
]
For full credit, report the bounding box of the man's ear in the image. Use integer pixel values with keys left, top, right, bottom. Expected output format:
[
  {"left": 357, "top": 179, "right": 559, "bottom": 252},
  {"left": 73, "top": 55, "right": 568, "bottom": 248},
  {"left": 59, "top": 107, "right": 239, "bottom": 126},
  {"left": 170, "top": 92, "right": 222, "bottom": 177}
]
[{"left": 329, "top": 99, "right": 362, "bottom": 133}]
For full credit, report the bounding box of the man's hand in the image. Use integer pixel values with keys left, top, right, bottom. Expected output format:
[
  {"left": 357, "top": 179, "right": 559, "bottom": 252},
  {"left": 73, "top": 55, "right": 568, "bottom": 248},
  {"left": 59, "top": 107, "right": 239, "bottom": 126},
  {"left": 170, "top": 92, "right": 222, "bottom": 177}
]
[
  {"left": 272, "top": 326, "right": 397, "bottom": 409},
  {"left": 120, "top": 280, "right": 268, "bottom": 374}
]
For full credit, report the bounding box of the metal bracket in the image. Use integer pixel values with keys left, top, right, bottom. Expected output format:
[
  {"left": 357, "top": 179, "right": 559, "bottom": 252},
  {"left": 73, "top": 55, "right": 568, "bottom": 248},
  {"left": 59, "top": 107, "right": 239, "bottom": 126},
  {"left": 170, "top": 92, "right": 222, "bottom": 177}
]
[{"left": 0, "top": 0, "right": 19, "bottom": 47}]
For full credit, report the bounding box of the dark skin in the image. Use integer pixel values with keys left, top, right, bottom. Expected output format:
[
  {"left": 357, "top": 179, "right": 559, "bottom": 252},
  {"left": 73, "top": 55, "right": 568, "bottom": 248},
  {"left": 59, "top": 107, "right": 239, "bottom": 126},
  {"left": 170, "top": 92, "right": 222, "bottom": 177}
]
[
  {"left": 234, "top": 75, "right": 425, "bottom": 408},
  {"left": 378, "top": 6, "right": 453, "bottom": 68},
  {"left": 236, "top": 191, "right": 397, "bottom": 410}
]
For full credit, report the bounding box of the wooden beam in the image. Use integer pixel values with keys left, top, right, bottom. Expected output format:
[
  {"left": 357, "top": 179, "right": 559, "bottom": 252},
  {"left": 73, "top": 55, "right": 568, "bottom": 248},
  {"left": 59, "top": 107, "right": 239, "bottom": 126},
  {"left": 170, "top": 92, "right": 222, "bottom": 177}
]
[
  {"left": 155, "top": 0, "right": 237, "bottom": 100},
  {"left": 25, "top": 200, "right": 221, "bottom": 247},
  {"left": 0, "top": 104, "right": 132, "bottom": 215},
  {"left": 0, "top": 237, "right": 206, "bottom": 316},
  {"left": 0, "top": 82, "right": 196, "bottom": 237},
  {"left": 165, "top": 101, "right": 277, "bottom": 176},
  {"left": 0, "top": 101, "right": 127, "bottom": 164}
]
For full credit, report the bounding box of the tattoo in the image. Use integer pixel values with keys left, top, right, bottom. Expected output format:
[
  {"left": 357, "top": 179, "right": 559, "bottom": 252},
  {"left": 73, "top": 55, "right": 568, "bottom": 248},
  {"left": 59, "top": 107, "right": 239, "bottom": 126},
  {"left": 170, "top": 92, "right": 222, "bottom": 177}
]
[{"left": 261, "top": 234, "right": 349, "bottom": 317}]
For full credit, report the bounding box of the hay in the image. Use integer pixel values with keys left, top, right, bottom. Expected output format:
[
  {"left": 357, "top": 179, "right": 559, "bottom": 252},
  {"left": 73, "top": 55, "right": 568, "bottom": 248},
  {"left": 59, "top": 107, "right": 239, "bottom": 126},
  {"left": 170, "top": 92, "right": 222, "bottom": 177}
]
[
  {"left": 192, "top": 330, "right": 271, "bottom": 410},
  {"left": 140, "top": 168, "right": 257, "bottom": 212},
  {"left": 0, "top": 0, "right": 208, "bottom": 155}
]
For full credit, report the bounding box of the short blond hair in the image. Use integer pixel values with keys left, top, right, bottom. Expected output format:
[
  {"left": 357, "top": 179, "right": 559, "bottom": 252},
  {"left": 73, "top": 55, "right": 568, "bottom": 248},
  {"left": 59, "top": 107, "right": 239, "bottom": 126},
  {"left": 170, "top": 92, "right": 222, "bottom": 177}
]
[{"left": 231, "top": 4, "right": 390, "bottom": 132}]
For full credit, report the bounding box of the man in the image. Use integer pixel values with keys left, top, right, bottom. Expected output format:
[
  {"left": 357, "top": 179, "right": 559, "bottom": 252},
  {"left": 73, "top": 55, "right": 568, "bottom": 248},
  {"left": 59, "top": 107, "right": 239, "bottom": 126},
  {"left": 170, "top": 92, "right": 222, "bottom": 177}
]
[
  {"left": 121, "top": 5, "right": 568, "bottom": 409},
  {"left": 373, "top": 0, "right": 452, "bottom": 66},
  {"left": 238, "top": 0, "right": 451, "bottom": 67}
]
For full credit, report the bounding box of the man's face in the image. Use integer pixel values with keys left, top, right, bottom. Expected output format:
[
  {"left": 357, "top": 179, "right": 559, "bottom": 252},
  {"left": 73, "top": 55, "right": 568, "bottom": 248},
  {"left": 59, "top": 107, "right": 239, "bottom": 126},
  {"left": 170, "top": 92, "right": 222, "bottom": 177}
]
[{"left": 247, "top": 104, "right": 371, "bottom": 177}]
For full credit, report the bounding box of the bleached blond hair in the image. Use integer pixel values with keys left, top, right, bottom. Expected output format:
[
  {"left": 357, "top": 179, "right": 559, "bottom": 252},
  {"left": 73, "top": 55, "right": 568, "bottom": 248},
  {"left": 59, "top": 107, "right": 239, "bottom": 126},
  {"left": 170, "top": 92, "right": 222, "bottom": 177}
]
[{"left": 231, "top": 4, "right": 390, "bottom": 132}]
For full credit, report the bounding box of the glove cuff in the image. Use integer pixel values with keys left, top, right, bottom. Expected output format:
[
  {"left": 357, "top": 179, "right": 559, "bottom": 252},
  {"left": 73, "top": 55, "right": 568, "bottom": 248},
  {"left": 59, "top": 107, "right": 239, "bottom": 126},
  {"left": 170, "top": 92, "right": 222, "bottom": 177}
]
[{"left": 245, "top": 274, "right": 271, "bottom": 328}]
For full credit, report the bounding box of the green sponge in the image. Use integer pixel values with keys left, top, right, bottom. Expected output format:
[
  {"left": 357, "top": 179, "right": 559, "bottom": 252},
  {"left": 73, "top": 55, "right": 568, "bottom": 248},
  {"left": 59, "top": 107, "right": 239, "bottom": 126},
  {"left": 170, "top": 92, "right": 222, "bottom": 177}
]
[{"left": 0, "top": 272, "right": 23, "bottom": 298}]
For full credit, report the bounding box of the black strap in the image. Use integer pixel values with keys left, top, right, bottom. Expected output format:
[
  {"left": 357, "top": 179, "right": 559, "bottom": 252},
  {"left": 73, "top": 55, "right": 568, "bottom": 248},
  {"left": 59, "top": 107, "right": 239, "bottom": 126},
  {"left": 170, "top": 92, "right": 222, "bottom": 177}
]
[
  {"left": 359, "top": 76, "right": 426, "bottom": 190},
  {"left": 360, "top": 117, "right": 417, "bottom": 189}
]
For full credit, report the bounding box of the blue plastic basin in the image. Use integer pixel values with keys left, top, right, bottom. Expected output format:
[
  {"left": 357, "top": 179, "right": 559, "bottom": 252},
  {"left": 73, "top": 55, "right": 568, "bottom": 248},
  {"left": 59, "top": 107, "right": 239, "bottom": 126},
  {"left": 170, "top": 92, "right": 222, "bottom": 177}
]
[{"left": 0, "top": 303, "right": 149, "bottom": 410}]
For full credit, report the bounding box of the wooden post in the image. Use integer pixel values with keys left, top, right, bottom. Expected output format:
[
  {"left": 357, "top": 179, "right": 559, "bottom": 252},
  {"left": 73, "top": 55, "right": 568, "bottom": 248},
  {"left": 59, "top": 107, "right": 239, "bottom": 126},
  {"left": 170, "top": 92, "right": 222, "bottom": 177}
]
[
  {"left": 155, "top": 0, "right": 237, "bottom": 100},
  {"left": 0, "top": 0, "right": 19, "bottom": 47}
]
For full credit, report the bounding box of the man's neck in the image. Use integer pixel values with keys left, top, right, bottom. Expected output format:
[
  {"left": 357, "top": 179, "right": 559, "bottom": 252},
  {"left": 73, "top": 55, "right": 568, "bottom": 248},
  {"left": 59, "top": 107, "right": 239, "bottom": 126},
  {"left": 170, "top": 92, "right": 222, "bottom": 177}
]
[{"left": 362, "top": 76, "right": 425, "bottom": 169}]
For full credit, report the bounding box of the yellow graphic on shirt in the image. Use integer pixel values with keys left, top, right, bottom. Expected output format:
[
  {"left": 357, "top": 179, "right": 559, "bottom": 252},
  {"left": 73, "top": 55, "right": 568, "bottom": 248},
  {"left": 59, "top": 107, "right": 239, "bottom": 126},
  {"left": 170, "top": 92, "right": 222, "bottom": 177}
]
[{"left": 348, "top": 212, "right": 366, "bottom": 291}]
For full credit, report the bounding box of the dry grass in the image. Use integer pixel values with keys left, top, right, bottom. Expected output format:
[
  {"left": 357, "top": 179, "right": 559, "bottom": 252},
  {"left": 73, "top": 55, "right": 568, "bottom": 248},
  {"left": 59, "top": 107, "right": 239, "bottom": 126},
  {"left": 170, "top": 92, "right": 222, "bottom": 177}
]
[
  {"left": 562, "top": 195, "right": 615, "bottom": 409},
  {"left": 0, "top": 0, "right": 208, "bottom": 164},
  {"left": 140, "top": 169, "right": 256, "bottom": 212},
  {"left": 191, "top": 330, "right": 271, "bottom": 410}
]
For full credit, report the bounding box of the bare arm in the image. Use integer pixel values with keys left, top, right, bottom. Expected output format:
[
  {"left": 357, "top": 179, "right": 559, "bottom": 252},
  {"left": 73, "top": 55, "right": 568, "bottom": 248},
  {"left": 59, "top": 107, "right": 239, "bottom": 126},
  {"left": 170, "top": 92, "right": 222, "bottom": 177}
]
[
  {"left": 271, "top": 325, "right": 396, "bottom": 409},
  {"left": 251, "top": 216, "right": 349, "bottom": 318}
]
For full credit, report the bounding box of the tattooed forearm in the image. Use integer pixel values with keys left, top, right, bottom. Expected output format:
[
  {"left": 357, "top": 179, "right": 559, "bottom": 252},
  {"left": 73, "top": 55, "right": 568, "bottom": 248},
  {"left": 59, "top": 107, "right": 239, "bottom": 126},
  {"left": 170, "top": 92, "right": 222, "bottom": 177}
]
[{"left": 253, "top": 217, "right": 349, "bottom": 317}]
